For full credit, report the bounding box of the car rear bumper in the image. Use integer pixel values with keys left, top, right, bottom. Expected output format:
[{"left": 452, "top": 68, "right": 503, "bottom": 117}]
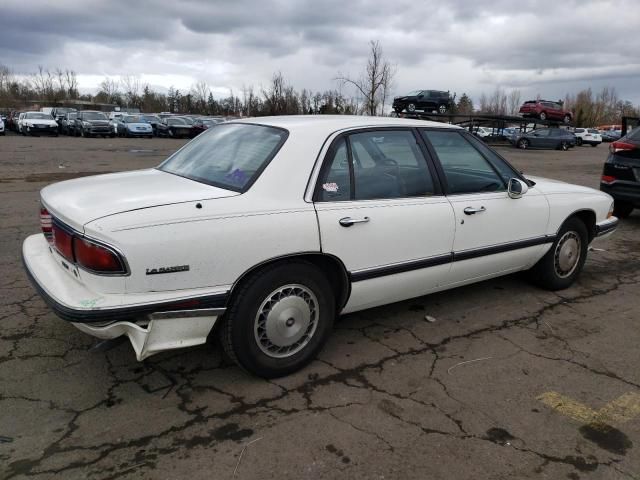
[
  {"left": 22, "top": 234, "right": 227, "bottom": 359},
  {"left": 600, "top": 182, "right": 640, "bottom": 206}
]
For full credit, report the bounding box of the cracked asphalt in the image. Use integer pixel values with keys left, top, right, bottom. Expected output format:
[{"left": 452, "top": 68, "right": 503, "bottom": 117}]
[{"left": 1, "top": 134, "right": 639, "bottom": 479}]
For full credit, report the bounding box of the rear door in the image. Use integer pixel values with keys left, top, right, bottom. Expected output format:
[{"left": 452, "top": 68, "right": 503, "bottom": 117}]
[
  {"left": 420, "top": 129, "right": 550, "bottom": 286},
  {"left": 314, "top": 128, "right": 455, "bottom": 313}
]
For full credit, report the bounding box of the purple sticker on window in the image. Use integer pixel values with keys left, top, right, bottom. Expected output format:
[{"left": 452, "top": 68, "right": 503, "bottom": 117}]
[{"left": 225, "top": 169, "right": 247, "bottom": 185}]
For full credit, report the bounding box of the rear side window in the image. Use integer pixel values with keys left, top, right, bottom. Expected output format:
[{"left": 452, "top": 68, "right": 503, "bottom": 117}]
[
  {"left": 316, "top": 130, "right": 436, "bottom": 201},
  {"left": 421, "top": 130, "right": 505, "bottom": 195},
  {"left": 575, "top": 128, "right": 584, "bottom": 133}
]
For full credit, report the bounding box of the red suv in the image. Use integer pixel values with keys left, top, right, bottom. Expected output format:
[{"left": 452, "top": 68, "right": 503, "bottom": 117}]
[{"left": 519, "top": 100, "right": 572, "bottom": 123}]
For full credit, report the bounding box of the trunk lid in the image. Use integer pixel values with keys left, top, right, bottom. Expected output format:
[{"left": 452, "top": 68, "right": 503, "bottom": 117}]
[{"left": 41, "top": 169, "right": 239, "bottom": 231}]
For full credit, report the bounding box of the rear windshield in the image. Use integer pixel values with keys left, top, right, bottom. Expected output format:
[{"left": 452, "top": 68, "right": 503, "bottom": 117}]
[
  {"left": 159, "top": 123, "right": 288, "bottom": 192},
  {"left": 167, "top": 118, "right": 186, "bottom": 126},
  {"left": 627, "top": 127, "right": 640, "bottom": 141}
]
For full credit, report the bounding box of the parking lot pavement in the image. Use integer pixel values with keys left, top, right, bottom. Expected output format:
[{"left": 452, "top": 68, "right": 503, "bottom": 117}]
[{"left": 1, "top": 136, "right": 639, "bottom": 479}]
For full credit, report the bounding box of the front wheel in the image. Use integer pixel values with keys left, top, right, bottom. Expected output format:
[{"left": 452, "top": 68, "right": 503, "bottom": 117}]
[
  {"left": 560, "top": 141, "right": 569, "bottom": 151},
  {"left": 591, "top": 143, "right": 598, "bottom": 148},
  {"left": 406, "top": 103, "right": 416, "bottom": 113},
  {"left": 518, "top": 138, "right": 529, "bottom": 149},
  {"left": 539, "top": 111, "right": 547, "bottom": 120},
  {"left": 219, "top": 261, "right": 335, "bottom": 378},
  {"left": 528, "top": 217, "right": 588, "bottom": 290},
  {"left": 564, "top": 114, "right": 572, "bottom": 124},
  {"left": 438, "top": 104, "right": 447, "bottom": 114},
  {"left": 576, "top": 137, "right": 583, "bottom": 146}
]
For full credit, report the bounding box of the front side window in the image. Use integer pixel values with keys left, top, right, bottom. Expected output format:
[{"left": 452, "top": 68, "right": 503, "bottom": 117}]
[
  {"left": 316, "top": 130, "right": 435, "bottom": 201},
  {"left": 159, "top": 123, "right": 287, "bottom": 192},
  {"left": 421, "top": 130, "right": 505, "bottom": 195}
]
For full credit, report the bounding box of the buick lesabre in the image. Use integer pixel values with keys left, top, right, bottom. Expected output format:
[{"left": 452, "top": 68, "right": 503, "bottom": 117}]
[{"left": 23, "top": 116, "right": 618, "bottom": 377}]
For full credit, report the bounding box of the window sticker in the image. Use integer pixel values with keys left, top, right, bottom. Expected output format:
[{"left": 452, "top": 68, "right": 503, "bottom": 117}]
[
  {"left": 322, "top": 182, "right": 339, "bottom": 192},
  {"left": 225, "top": 169, "right": 247, "bottom": 185}
]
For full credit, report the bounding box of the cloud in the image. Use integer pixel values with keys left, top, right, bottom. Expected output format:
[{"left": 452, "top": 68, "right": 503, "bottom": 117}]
[{"left": 0, "top": 0, "right": 638, "bottom": 104}]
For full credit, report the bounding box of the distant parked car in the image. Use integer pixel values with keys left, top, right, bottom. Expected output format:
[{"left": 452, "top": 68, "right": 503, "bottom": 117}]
[
  {"left": 156, "top": 117, "right": 194, "bottom": 138},
  {"left": 51, "top": 108, "right": 76, "bottom": 131},
  {"left": 192, "top": 117, "right": 223, "bottom": 136},
  {"left": 61, "top": 112, "right": 78, "bottom": 135},
  {"left": 6, "top": 110, "right": 23, "bottom": 132},
  {"left": 116, "top": 115, "right": 153, "bottom": 138},
  {"left": 519, "top": 100, "right": 572, "bottom": 123},
  {"left": 573, "top": 128, "right": 602, "bottom": 147},
  {"left": 0, "top": 117, "right": 5, "bottom": 136},
  {"left": 472, "top": 127, "right": 495, "bottom": 138},
  {"left": 600, "top": 127, "right": 640, "bottom": 218},
  {"left": 74, "top": 111, "right": 112, "bottom": 137},
  {"left": 108, "top": 112, "right": 125, "bottom": 136},
  {"left": 510, "top": 128, "right": 576, "bottom": 150},
  {"left": 392, "top": 90, "right": 452, "bottom": 114},
  {"left": 601, "top": 130, "right": 622, "bottom": 142},
  {"left": 138, "top": 114, "right": 162, "bottom": 135},
  {"left": 18, "top": 112, "right": 59, "bottom": 136}
]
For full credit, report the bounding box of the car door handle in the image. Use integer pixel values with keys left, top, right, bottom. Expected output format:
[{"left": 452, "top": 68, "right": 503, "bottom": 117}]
[
  {"left": 463, "top": 206, "right": 486, "bottom": 215},
  {"left": 339, "top": 216, "right": 370, "bottom": 227}
]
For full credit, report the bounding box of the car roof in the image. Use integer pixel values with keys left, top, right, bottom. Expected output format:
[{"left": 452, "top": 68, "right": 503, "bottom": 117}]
[{"left": 231, "top": 115, "right": 461, "bottom": 134}]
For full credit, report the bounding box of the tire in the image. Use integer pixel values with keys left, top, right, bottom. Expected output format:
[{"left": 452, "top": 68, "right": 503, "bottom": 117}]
[
  {"left": 528, "top": 217, "right": 588, "bottom": 290},
  {"left": 590, "top": 143, "right": 598, "bottom": 148},
  {"left": 219, "top": 261, "right": 335, "bottom": 378},
  {"left": 576, "top": 137, "right": 583, "bottom": 146},
  {"left": 564, "top": 114, "right": 572, "bottom": 124},
  {"left": 406, "top": 103, "right": 416, "bottom": 113},
  {"left": 438, "top": 104, "right": 447, "bottom": 114},
  {"left": 517, "top": 138, "right": 529, "bottom": 149},
  {"left": 539, "top": 111, "right": 547, "bottom": 121},
  {"left": 613, "top": 201, "right": 633, "bottom": 218},
  {"left": 560, "top": 141, "right": 569, "bottom": 151}
]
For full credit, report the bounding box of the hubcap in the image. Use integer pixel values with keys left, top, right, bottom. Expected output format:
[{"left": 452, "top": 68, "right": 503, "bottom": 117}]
[
  {"left": 554, "top": 231, "right": 581, "bottom": 278},
  {"left": 254, "top": 284, "right": 318, "bottom": 358},
  {"left": 439, "top": 105, "right": 446, "bottom": 113},
  {"left": 407, "top": 104, "right": 415, "bottom": 112}
]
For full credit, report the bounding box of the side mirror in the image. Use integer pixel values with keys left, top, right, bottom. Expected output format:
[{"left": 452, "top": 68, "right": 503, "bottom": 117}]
[{"left": 508, "top": 178, "right": 528, "bottom": 199}]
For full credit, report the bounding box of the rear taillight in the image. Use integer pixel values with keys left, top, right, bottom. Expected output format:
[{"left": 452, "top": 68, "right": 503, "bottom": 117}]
[
  {"left": 601, "top": 175, "right": 616, "bottom": 184},
  {"left": 610, "top": 141, "right": 637, "bottom": 154},
  {"left": 73, "top": 237, "right": 126, "bottom": 274},
  {"left": 51, "top": 223, "right": 74, "bottom": 261},
  {"left": 40, "top": 207, "right": 52, "bottom": 243}
]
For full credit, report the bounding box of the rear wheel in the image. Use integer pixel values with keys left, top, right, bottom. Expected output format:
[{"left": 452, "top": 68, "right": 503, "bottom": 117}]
[
  {"left": 564, "top": 114, "right": 572, "bottom": 124},
  {"left": 539, "top": 111, "right": 547, "bottom": 121},
  {"left": 528, "top": 217, "right": 588, "bottom": 290},
  {"left": 518, "top": 138, "right": 529, "bottom": 149},
  {"left": 438, "top": 104, "right": 447, "bottom": 114},
  {"left": 219, "top": 261, "right": 335, "bottom": 378},
  {"left": 613, "top": 201, "right": 634, "bottom": 218},
  {"left": 590, "top": 143, "right": 598, "bottom": 147},
  {"left": 576, "top": 137, "right": 583, "bottom": 146},
  {"left": 406, "top": 103, "right": 416, "bottom": 113},
  {"left": 560, "top": 141, "right": 569, "bottom": 151}
]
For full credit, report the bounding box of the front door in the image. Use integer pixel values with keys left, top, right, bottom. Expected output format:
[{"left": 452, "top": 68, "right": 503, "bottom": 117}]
[
  {"left": 420, "top": 129, "right": 550, "bottom": 286},
  {"left": 313, "top": 129, "right": 455, "bottom": 313}
]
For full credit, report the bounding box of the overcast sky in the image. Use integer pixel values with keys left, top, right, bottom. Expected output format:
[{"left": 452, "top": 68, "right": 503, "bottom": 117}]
[{"left": 1, "top": 0, "right": 639, "bottom": 105}]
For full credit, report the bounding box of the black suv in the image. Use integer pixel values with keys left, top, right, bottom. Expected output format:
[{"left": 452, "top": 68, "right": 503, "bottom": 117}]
[
  {"left": 601, "top": 127, "right": 640, "bottom": 217},
  {"left": 74, "top": 110, "right": 112, "bottom": 137},
  {"left": 393, "top": 90, "right": 452, "bottom": 114}
]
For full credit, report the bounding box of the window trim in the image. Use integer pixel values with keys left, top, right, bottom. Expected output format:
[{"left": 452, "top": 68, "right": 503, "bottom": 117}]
[{"left": 312, "top": 127, "right": 443, "bottom": 203}]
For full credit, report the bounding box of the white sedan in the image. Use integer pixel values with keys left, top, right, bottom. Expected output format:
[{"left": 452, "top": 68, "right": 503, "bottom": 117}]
[
  {"left": 23, "top": 116, "right": 618, "bottom": 377},
  {"left": 18, "top": 111, "right": 59, "bottom": 136}
]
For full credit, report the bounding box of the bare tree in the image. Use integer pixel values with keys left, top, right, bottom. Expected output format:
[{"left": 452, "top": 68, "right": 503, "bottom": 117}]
[
  {"left": 99, "top": 77, "right": 120, "bottom": 104},
  {"left": 121, "top": 75, "right": 141, "bottom": 107},
  {"left": 191, "top": 80, "right": 210, "bottom": 112},
  {"left": 507, "top": 89, "right": 521, "bottom": 115},
  {"left": 336, "top": 40, "right": 396, "bottom": 116}
]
